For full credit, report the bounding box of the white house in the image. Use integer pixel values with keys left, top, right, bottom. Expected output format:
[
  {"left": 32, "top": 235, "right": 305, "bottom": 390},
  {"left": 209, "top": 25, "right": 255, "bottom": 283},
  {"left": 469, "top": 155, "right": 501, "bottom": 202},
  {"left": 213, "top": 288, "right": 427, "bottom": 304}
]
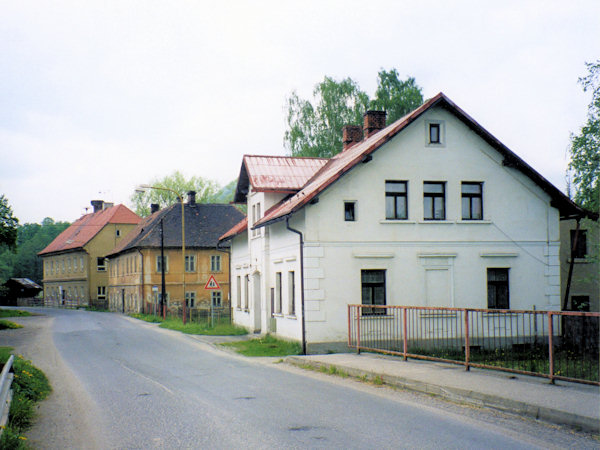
[{"left": 219, "top": 93, "right": 592, "bottom": 353}]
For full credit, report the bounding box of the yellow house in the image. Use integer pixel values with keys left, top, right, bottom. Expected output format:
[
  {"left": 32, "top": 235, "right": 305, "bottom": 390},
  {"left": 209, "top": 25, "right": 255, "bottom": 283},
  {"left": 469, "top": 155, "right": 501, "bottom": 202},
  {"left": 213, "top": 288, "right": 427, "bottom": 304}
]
[
  {"left": 105, "top": 192, "right": 245, "bottom": 315},
  {"left": 38, "top": 200, "right": 141, "bottom": 308}
]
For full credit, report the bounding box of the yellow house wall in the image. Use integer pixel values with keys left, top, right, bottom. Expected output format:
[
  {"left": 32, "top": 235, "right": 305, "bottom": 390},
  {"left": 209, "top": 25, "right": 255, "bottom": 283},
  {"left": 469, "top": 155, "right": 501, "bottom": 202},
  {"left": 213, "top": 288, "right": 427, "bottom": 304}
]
[
  {"left": 41, "top": 250, "right": 89, "bottom": 305},
  {"left": 84, "top": 222, "right": 138, "bottom": 306},
  {"left": 107, "top": 247, "right": 231, "bottom": 313}
]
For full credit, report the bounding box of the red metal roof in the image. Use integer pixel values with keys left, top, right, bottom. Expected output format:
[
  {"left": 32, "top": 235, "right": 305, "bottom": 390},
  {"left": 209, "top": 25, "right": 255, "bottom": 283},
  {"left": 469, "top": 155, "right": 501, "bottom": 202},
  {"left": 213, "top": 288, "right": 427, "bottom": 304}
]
[
  {"left": 219, "top": 216, "right": 248, "bottom": 242},
  {"left": 38, "top": 204, "right": 141, "bottom": 255},
  {"left": 244, "top": 155, "right": 327, "bottom": 191}
]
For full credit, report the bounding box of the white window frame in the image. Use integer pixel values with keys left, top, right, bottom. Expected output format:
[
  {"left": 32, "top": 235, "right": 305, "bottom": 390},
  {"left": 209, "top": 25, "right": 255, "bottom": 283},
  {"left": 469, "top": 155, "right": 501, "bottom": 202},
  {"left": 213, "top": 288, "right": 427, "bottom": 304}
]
[
  {"left": 212, "top": 291, "right": 222, "bottom": 307},
  {"left": 185, "top": 254, "right": 196, "bottom": 272}
]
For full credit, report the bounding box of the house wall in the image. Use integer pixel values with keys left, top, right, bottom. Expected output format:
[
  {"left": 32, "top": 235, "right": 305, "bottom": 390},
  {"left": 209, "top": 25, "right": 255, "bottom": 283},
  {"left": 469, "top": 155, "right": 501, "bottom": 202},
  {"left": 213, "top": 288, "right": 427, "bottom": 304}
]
[
  {"left": 108, "top": 247, "right": 231, "bottom": 314},
  {"left": 229, "top": 106, "right": 564, "bottom": 349},
  {"left": 84, "top": 222, "right": 138, "bottom": 307},
  {"left": 41, "top": 250, "right": 88, "bottom": 306},
  {"left": 560, "top": 218, "right": 599, "bottom": 312}
]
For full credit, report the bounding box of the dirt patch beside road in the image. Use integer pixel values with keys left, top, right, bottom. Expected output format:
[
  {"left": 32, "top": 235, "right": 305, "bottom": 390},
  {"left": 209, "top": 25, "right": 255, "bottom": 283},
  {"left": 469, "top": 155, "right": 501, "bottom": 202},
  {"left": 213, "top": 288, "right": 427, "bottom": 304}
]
[{"left": 1, "top": 313, "right": 105, "bottom": 449}]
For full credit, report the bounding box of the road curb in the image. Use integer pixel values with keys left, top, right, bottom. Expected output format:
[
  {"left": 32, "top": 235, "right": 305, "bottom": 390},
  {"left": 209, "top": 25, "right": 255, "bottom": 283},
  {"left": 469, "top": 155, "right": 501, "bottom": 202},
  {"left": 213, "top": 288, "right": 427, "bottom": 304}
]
[{"left": 285, "top": 356, "right": 599, "bottom": 433}]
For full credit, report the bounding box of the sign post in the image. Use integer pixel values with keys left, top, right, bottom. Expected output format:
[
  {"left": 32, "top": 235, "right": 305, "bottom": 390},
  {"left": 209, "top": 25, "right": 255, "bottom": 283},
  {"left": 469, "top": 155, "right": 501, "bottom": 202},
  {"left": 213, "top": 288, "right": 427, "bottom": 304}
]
[{"left": 205, "top": 276, "right": 221, "bottom": 326}]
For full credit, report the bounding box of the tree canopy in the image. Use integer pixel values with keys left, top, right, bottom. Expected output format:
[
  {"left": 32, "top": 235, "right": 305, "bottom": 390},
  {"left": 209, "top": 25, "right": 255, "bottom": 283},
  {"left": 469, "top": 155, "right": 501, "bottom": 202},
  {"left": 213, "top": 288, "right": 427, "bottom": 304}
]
[
  {"left": 131, "top": 171, "right": 234, "bottom": 217},
  {"left": 569, "top": 60, "right": 600, "bottom": 213},
  {"left": 284, "top": 69, "right": 423, "bottom": 158},
  {"left": 0, "top": 195, "right": 19, "bottom": 251},
  {"left": 0, "top": 218, "right": 70, "bottom": 286}
]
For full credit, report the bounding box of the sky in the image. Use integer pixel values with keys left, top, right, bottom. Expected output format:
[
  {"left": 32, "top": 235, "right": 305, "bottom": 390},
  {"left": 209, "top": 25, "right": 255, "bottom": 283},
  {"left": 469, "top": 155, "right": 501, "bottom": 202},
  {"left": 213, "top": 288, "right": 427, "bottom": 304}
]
[{"left": 1, "top": 1, "right": 598, "bottom": 224}]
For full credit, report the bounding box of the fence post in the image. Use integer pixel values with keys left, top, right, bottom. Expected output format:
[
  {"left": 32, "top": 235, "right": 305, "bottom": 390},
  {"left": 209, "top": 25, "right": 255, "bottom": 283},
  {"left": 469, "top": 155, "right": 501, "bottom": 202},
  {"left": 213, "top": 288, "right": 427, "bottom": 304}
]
[
  {"left": 548, "top": 312, "right": 555, "bottom": 384},
  {"left": 464, "top": 309, "right": 470, "bottom": 372},
  {"left": 402, "top": 307, "right": 408, "bottom": 361},
  {"left": 356, "top": 305, "right": 361, "bottom": 355}
]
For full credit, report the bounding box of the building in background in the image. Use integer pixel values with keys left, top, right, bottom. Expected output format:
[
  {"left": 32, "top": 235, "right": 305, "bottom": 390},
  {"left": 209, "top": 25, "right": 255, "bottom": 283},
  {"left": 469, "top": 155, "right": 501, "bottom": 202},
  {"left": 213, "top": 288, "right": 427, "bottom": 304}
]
[
  {"left": 38, "top": 200, "right": 141, "bottom": 308},
  {"left": 105, "top": 192, "right": 245, "bottom": 315}
]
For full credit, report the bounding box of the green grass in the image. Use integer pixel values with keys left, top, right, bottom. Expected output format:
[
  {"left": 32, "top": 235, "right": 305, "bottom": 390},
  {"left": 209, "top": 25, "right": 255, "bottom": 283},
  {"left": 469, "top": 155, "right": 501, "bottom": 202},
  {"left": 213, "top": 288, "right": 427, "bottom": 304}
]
[
  {"left": 0, "top": 309, "right": 31, "bottom": 318},
  {"left": 0, "top": 320, "right": 23, "bottom": 330},
  {"left": 159, "top": 318, "right": 247, "bottom": 336},
  {"left": 129, "top": 313, "right": 163, "bottom": 323},
  {"left": 221, "top": 334, "right": 302, "bottom": 357},
  {"left": 0, "top": 347, "right": 51, "bottom": 449}
]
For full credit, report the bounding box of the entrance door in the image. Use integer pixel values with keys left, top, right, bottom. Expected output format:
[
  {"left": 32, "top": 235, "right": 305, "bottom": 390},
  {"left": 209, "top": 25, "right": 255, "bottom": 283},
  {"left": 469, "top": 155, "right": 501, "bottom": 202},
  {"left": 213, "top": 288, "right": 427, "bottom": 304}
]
[
  {"left": 121, "top": 289, "right": 125, "bottom": 313},
  {"left": 252, "top": 273, "right": 261, "bottom": 332}
]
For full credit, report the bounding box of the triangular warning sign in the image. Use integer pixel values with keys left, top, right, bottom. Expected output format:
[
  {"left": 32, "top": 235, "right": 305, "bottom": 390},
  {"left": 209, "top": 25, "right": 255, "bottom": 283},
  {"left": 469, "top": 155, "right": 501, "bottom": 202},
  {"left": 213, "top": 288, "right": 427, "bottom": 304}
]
[{"left": 204, "top": 275, "right": 221, "bottom": 290}]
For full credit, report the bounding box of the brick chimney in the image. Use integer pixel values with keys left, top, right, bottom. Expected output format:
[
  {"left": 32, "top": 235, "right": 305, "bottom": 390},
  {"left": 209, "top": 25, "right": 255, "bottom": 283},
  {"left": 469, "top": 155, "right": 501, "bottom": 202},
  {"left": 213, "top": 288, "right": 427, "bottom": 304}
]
[
  {"left": 342, "top": 125, "right": 363, "bottom": 150},
  {"left": 187, "top": 191, "right": 196, "bottom": 206},
  {"left": 91, "top": 200, "right": 103, "bottom": 213},
  {"left": 150, "top": 203, "right": 160, "bottom": 214},
  {"left": 363, "top": 110, "right": 387, "bottom": 138}
]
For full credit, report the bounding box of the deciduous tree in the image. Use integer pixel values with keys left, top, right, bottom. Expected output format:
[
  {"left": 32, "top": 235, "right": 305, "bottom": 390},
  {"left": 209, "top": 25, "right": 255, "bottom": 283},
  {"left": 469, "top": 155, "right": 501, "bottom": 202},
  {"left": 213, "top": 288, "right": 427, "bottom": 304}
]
[
  {"left": 131, "top": 171, "right": 222, "bottom": 217},
  {"left": 0, "top": 195, "right": 18, "bottom": 251},
  {"left": 284, "top": 69, "right": 423, "bottom": 158},
  {"left": 569, "top": 60, "right": 600, "bottom": 213}
]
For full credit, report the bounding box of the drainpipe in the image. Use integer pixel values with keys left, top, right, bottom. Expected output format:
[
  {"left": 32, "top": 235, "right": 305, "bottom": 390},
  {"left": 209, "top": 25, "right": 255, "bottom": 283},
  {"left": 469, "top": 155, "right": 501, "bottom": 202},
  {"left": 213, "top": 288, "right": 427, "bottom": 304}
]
[{"left": 285, "top": 216, "right": 307, "bottom": 355}]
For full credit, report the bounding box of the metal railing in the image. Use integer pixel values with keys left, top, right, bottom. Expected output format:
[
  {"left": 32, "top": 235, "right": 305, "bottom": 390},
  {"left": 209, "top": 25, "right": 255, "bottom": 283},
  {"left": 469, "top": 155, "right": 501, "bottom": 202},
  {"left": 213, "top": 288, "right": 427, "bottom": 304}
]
[
  {"left": 348, "top": 305, "right": 599, "bottom": 385},
  {"left": 0, "top": 355, "right": 15, "bottom": 436}
]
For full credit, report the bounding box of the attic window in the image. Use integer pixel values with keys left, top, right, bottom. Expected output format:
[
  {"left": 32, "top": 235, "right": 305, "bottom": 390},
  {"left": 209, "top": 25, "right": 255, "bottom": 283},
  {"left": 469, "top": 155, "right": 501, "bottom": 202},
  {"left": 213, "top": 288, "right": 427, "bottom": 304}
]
[
  {"left": 430, "top": 124, "right": 440, "bottom": 143},
  {"left": 116, "top": 229, "right": 121, "bottom": 237},
  {"left": 344, "top": 202, "right": 356, "bottom": 221},
  {"left": 426, "top": 121, "right": 444, "bottom": 146}
]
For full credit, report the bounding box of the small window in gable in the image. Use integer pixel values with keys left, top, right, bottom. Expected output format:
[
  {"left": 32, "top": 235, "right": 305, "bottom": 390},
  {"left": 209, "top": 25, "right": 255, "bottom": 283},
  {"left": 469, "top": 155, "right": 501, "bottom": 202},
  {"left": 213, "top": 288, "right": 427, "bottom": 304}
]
[
  {"left": 344, "top": 201, "right": 356, "bottom": 221},
  {"left": 426, "top": 121, "right": 445, "bottom": 146}
]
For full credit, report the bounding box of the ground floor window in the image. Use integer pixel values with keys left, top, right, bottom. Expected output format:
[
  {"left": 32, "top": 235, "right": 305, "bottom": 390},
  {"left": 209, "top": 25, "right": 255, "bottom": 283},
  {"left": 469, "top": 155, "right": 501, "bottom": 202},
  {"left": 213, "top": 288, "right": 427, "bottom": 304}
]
[
  {"left": 361, "top": 269, "right": 386, "bottom": 315},
  {"left": 487, "top": 268, "right": 509, "bottom": 309},
  {"left": 185, "top": 291, "right": 196, "bottom": 308},
  {"left": 97, "top": 286, "right": 106, "bottom": 301},
  {"left": 212, "top": 291, "right": 222, "bottom": 307}
]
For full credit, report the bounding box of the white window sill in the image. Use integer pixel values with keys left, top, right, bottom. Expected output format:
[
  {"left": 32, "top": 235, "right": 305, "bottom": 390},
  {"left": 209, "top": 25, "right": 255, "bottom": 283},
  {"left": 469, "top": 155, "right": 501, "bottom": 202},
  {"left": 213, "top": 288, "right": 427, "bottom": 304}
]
[
  {"left": 418, "top": 220, "right": 453, "bottom": 224},
  {"left": 286, "top": 314, "right": 297, "bottom": 320},
  {"left": 380, "top": 220, "right": 416, "bottom": 224},
  {"left": 272, "top": 313, "right": 284, "bottom": 318},
  {"left": 456, "top": 220, "right": 491, "bottom": 224}
]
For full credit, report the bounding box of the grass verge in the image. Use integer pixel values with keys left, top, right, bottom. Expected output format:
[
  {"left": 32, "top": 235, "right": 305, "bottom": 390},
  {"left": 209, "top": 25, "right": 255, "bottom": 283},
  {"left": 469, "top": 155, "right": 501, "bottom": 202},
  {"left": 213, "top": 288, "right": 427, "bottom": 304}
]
[
  {"left": 129, "top": 313, "right": 163, "bottom": 323},
  {"left": 0, "top": 320, "right": 23, "bottom": 330},
  {"left": 159, "top": 318, "right": 247, "bottom": 336},
  {"left": 0, "top": 347, "right": 51, "bottom": 449},
  {"left": 0, "top": 309, "right": 31, "bottom": 318},
  {"left": 221, "top": 334, "right": 301, "bottom": 357}
]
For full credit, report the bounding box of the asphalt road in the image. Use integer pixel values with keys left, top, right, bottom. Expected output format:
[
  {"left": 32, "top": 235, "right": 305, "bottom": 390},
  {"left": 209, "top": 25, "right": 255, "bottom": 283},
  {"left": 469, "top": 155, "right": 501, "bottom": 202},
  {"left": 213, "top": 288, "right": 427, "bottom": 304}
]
[{"left": 2, "top": 308, "right": 597, "bottom": 449}]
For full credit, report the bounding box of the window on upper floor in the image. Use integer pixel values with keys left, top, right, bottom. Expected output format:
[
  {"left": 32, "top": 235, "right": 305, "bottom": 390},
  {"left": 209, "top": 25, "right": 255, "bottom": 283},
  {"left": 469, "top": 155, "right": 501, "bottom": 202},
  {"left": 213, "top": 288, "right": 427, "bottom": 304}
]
[
  {"left": 385, "top": 181, "right": 408, "bottom": 220},
  {"left": 156, "top": 255, "right": 168, "bottom": 273},
  {"left": 461, "top": 182, "right": 483, "bottom": 220},
  {"left": 344, "top": 201, "right": 356, "bottom": 221},
  {"left": 210, "top": 255, "right": 221, "bottom": 272},
  {"left": 236, "top": 276, "right": 241, "bottom": 309},
  {"left": 97, "top": 257, "right": 106, "bottom": 272},
  {"left": 185, "top": 255, "right": 196, "bottom": 272},
  {"left": 487, "top": 268, "right": 509, "bottom": 309},
  {"left": 423, "top": 182, "right": 446, "bottom": 220},
  {"left": 570, "top": 229, "right": 587, "bottom": 259},
  {"left": 251, "top": 202, "right": 262, "bottom": 237},
  {"left": 244, "top": 275, "right": 249, "bottom": 310}
]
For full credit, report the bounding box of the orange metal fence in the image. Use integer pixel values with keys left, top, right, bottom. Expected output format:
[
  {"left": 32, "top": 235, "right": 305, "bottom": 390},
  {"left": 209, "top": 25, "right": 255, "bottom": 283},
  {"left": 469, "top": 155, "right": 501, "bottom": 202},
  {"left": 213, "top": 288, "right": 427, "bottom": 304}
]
[{"left": 348, "top": 305, "right": 599, "bottom": 386}]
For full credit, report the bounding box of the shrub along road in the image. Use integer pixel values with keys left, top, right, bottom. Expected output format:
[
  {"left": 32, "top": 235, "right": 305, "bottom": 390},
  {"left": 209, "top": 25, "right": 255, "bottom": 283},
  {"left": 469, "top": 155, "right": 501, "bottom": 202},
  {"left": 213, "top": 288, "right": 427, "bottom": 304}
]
[{"left": 2, "top": 308, "right": 596, "bottom": 449}]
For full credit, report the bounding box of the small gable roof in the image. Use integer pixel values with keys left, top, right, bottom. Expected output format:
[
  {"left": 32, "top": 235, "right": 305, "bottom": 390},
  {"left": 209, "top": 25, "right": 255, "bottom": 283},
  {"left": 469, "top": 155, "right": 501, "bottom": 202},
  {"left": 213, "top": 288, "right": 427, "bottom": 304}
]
[
  {"left": 106, "top": 203, "right": 245, "bottom": 257},
  {"left": 38, "top": 204, "right": 141, "bottom": 255},
  {"left": 234, "top": 155, "right": 328, "bottom": 202}
]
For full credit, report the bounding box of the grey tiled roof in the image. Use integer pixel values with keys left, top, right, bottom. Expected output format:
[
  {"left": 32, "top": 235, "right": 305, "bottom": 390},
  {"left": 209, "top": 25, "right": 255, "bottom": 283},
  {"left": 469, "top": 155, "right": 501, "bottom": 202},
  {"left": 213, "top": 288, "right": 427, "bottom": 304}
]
[{"left": 107, "top": 203, "right": 245, "bottom": 257}]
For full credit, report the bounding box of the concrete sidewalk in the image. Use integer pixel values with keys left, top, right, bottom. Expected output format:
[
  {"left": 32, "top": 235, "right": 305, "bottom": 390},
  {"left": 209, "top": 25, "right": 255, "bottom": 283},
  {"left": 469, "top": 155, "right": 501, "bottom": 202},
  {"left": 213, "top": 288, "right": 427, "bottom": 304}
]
[{"left": 285, "top": 353, "right": 600, "bottom": 433}]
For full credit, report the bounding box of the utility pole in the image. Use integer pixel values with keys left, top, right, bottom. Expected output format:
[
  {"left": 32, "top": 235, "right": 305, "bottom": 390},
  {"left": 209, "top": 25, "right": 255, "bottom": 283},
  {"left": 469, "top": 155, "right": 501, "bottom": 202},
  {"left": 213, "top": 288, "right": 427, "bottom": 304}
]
[{"left": 160, "top": 218, "right": 166, "bottom": 319}]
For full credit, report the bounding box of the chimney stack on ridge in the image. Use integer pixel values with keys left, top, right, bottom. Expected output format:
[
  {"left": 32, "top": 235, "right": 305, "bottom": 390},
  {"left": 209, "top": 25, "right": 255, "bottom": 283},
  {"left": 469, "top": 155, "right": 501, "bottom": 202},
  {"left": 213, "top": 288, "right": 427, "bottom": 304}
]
[
  {"left": 187, "top": 191, "right": 196, "bottom": 206},
  {"left": 342, "top": 125, "right": 363, "bottom": 150},
  {"left": 91, "top": 200, "right": 103, "bottom": 213},
  {"left": 363, "top": 110, "right": 387, "bottom": 138},
  {"left": 150, "top": 203, "right": 160, "bottom": 214}
]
